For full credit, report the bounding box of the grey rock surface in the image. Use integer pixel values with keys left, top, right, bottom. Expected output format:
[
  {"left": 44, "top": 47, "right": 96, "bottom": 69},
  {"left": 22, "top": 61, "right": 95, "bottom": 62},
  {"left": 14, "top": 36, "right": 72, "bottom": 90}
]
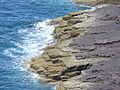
[{"left": 64, "top": 5, "right": 120, "bottom": 90}]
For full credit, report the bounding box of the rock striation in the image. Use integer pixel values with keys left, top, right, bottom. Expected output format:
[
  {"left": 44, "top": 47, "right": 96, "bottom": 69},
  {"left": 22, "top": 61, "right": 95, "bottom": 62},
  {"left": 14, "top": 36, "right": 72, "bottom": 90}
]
[
  {"left": 63, "top": 5, "right": 120, "bottom": 90},
  {"left": 29, "top": 3, "right": 120, "bottom": 90},
  {"left": 29, "top": 9, "right": 94, "bottom": 84},
  {"left": 74, "top": 0, "right": 120, "bottom": 6}
]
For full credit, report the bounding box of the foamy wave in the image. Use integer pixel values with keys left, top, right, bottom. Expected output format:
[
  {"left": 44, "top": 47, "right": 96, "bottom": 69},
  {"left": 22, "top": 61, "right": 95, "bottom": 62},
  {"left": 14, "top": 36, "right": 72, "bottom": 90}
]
[
  {"left": 92, "top": 4, "right": 110, "bottom": 10},
  {"left": 4, "top": 48, "right": 18, "bottom": 58},
  {"left": 52, "top": 86, "right": 57, "bottom": 90},
  {"left": 3, "top": 19, "right": 55, "bottom": 81},
  {"left": 29, "top": 72, "right": 40, "bottom": 82},
  {"left": 33, "top": 19, "right": 51, "bottom": 29}
]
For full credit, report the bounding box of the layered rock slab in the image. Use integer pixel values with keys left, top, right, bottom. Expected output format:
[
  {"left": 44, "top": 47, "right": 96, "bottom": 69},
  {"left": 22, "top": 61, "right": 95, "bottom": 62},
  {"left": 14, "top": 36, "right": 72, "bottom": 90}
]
[
  {"left": 63, "top": 5, "right": 120, "bottom": 90},
  {"left": 29, "top": 5, "right": 120, "bottom": 90},
  {"left": 29, "top": 9, "right": 94, "bottom": 84},
  {"left": 74, "top": 0, "right": 120, "bottom": 6}
]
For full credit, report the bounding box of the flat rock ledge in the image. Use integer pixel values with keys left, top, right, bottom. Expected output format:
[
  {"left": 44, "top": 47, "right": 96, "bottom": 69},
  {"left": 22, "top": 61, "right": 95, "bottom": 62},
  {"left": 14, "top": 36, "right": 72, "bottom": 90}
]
[
  {"left": 74, "top": 0, "right": 120, "bottom": 6},
  {"left": 29, "top": 9, "right": 94, "bottom": 84},
  {"left": 29, "top": 5, "right": 120, "bottom": 90}
]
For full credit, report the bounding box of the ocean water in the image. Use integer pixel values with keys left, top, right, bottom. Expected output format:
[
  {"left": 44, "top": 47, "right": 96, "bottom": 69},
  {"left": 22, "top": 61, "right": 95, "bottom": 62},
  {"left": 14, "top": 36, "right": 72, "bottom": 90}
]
[{"left": 0, "top": 0, "right": 89, "bottom": 90}]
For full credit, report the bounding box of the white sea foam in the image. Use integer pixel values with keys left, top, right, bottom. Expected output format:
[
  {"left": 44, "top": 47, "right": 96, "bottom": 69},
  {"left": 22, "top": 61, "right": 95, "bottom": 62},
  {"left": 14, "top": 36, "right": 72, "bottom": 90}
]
[
  {"left": 78, "top": 4, "right": 92, "bottom": 8},
  {"left": 33, "top": 19, "right": 51, "bottom": 30},
  {"left": 92, "top": 4, "right": 110, "bottom": 10},
  {"left": 52, "top": 86, "right": 57, "bottom": 90},
  {"left": 3, "top": 19, "right": 55, "bottom": 82},
  {"left": 28, "top": 72, "right": 40, "bottom": 82}
]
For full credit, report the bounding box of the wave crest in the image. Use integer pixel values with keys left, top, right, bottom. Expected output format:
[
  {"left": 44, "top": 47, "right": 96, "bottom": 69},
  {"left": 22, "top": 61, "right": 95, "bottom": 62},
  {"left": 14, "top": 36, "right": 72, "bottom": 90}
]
[{"left": 3, "top": 19, "right": 55, "bottom": 82}]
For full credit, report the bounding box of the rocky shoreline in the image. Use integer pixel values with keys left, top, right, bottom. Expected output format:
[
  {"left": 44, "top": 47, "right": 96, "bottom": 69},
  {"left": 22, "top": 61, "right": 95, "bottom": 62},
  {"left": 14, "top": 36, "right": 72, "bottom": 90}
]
[
  {"left": 29, "top": 0, "right": 120, "bottom": 90},
  {"left": 29, "top": 9, "right": 93, "bottom": 84},
  {"left": 74, "top": 0, "right": 120, "bottom": 6}
]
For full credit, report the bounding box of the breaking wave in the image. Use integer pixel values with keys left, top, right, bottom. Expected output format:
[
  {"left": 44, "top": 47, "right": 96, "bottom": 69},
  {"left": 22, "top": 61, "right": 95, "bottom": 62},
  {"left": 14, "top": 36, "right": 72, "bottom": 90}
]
[{"left": 3, "top": 19, "right": 55, "bottom": 83}]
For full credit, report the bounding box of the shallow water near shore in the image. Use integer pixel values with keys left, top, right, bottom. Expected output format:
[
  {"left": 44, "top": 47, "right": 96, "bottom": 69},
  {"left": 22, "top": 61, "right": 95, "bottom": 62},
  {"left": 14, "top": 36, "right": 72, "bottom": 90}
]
[{"left": 0, "top": 0, "right": 89, "bottom": 90}]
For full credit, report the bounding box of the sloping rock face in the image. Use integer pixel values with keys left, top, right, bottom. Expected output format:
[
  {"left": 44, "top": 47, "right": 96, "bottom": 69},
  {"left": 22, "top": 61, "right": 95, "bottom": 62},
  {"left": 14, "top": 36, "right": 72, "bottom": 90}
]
[
  {"left": 70, "top": 5, "right": 120, "bottom": 60},
  {"left": 64, "top": 56, "right": 120, "bottom": 90},
  {"left": 63, "top": 5, "right": 120, "bottom": 90},
  {"left": 74, "top": 0, "right": 101, "bottom": 6},
  {"left": 29, "top": 5, "right": 120, "bottom": 90},
  {"left": 29, "top": 9, "right": 94, "bottom": 84},
  {"left": 74, "top": 0, "right": 120, "bottom": 6}
]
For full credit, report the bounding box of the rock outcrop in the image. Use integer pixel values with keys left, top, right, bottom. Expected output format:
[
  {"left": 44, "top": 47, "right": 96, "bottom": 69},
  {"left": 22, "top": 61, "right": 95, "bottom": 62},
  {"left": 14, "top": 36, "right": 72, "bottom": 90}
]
[
  {"left": 74, "top": 0, "right": 120, "bottom": 6},
  {"left": 29, "top": 9, "right": 94, "bottom": 84},
  {"left": 63, "top": 5, "right": 120, "bottom": 90},
  {"left": 29, "top": 4, "right": 120, "bottom": 90}
]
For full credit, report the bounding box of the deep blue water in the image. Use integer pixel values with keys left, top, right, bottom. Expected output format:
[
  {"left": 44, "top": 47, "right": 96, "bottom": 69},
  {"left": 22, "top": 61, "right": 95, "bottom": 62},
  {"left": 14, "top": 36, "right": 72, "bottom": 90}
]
[{"left": 0, "top": 0, "right": 89, "bottom": 90}]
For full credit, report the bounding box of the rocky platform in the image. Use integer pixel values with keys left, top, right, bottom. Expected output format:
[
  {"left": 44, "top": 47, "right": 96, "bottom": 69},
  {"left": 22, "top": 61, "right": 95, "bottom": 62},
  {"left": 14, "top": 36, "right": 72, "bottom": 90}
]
[
  {"left": 63, "top": 5, "right": 120, "bottom": 90},
  {"left": 74, "top": 0, "right": 120, "bottom": 6},
  {"left": 29, "top": 4, "right": 120, "bottom": 90},
  {"left": 29, "top": 9, "right": 94, "bottom": 84}
]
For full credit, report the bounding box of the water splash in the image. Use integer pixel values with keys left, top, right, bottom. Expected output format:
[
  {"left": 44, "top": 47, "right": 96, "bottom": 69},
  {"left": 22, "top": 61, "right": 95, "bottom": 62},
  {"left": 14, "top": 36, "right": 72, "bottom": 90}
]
[{"left": 3, "top": 19, "right": 55, "bottom": 83}]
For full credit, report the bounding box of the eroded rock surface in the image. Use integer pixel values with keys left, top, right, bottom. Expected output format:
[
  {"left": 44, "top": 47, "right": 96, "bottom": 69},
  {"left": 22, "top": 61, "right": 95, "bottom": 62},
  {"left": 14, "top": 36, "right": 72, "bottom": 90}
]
[
  {"left": 29, "top": 5, "right": 120, "bottom": 90},
  {"left": 63, "top": 5, "right": 120, "bottom": 90},
  {"left": 74, "top": 0, "right": 120, "bottom": 6},
  {"left": 70, "top": 5, "right": 120, "bottom": 60},
  {"left": 29, "top": 9, "right": 94, "bottom": 84},
  {"left": 63, "top": 56, "right": 120, "bottom": 90}
]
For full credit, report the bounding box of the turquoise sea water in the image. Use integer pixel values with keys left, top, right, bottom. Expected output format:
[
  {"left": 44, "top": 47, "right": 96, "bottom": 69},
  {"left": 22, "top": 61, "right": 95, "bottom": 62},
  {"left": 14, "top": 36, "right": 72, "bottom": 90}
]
[{"left": 0, "top": 0, "right": 89, "bottom": 90}]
